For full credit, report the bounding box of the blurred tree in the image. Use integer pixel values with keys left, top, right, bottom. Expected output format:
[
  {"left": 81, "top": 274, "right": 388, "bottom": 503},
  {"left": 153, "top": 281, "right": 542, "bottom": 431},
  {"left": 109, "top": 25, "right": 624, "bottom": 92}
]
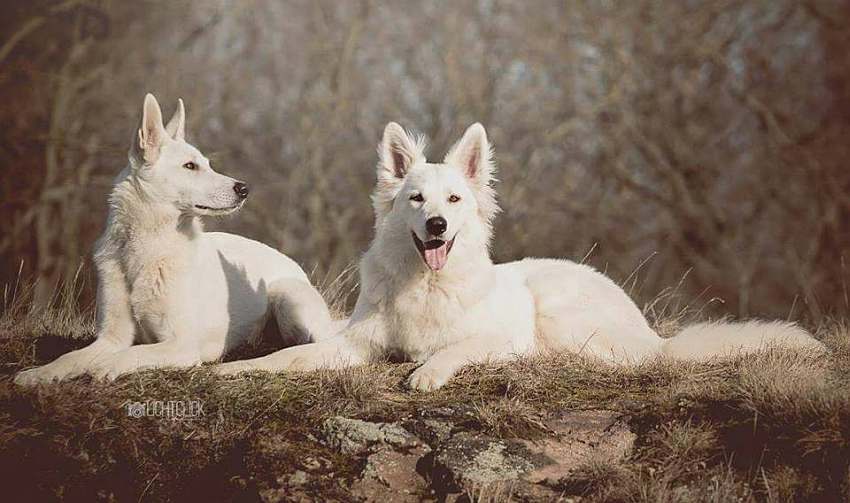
[{"left": 0, "top": 0, "right": 847, "bottom": 320}]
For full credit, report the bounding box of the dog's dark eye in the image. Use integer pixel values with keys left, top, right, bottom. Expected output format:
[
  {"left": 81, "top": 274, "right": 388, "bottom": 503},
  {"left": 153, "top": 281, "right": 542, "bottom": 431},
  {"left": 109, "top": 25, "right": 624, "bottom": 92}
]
[
  {"left": 409, "top": 193, "right": 424, "bottom": 202},
  {"left": 448, "top": 194, "right": 461, "bottom": 203},
  {"left": 183, "top": 162, "right": 197, "bottom": 171}
]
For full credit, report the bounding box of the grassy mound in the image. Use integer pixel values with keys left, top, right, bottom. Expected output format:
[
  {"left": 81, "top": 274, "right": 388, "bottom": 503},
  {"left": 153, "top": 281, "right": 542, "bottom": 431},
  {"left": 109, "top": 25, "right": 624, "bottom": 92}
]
[{"left": 1, "top": 291, "right": 848, "bottom": 501}]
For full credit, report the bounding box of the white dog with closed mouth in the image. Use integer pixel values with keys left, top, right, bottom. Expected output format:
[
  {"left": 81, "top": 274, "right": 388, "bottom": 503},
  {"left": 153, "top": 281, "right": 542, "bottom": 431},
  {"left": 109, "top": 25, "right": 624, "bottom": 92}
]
[
  {"left": 215, "top": 122, "right": 825, "bottom": 391},
  {"left": 15, "top": 94, "right": 335, "bottom": 385}
]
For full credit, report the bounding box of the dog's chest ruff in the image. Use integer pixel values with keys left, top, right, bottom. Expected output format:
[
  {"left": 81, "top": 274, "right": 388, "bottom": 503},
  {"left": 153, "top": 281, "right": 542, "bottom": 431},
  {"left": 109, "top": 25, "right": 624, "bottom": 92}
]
[
  {"left": 377, "top": 269, "right": 492, "bottom": 361},
  {"left": 108, "top": 217, "right": 196, "bottom": 339},
  {"left": 386, "top": 283, "right": 462, "bottom": 361}
]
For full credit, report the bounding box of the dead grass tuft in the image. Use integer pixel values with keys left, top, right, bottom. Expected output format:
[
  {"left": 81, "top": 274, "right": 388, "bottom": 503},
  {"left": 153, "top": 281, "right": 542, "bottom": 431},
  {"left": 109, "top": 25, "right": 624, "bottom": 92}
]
[{"left": 470, "top": 397, "right": 550, "bottom": 439}]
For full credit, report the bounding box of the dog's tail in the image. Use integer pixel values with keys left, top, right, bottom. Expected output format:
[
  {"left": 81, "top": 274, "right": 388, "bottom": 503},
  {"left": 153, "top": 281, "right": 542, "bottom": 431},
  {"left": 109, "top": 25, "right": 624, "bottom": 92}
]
[{"left": 660, "top": 320, "right": 826, "bottom": 361}]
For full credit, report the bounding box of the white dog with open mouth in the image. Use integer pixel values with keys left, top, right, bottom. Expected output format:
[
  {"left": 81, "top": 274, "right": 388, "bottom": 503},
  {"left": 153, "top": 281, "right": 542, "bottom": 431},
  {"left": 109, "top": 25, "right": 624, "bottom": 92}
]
[
  {"left": 15, "top": 94, "right": 335, "bottom": 385},
  {"left": 216, "top": 122, "right": 824, "bottom": 390}
]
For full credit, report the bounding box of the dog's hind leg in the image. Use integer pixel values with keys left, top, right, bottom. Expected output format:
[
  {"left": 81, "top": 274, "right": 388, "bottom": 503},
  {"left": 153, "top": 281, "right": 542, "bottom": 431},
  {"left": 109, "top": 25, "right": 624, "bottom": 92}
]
[
  {"left": 15, "top": 255, "right": 136, "bottom": 386},
  {"left": 214, "top": 333, "right": 364, "bottom": 375},
  {"left": 214, "top": 315, "right": 383, "bottom": 376},
  {"left": 267, "top": 278, "right": 336, "bottom": 346}
]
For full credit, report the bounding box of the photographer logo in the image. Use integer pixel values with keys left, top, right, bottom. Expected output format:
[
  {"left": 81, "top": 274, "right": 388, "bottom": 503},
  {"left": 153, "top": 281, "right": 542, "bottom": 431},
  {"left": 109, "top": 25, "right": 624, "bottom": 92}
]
[{"left": 125, "top": 400, "right": 204, "bottom": 420}]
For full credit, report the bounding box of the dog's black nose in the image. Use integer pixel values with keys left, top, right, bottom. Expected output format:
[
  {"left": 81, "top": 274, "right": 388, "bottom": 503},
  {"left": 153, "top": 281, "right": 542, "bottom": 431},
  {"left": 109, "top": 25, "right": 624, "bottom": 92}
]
[
  {"left": 233, "top": 182, "right": 249, "bottom": 199},
  {"left": 426, "top": 216, "right": 447, "bottom": 236}
]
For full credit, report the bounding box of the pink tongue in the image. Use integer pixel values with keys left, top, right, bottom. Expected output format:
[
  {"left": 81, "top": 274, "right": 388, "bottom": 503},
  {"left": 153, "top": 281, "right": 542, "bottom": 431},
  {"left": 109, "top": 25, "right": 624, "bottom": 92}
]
[{"left": 424, "top": 243, "right": 448, "bottom": 271}]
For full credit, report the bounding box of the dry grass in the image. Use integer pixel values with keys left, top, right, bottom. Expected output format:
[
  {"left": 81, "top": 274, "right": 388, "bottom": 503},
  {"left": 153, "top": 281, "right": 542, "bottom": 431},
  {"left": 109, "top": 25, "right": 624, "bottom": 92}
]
[{"left": 1, "top": 280, "right": 849, "bottom": 501}]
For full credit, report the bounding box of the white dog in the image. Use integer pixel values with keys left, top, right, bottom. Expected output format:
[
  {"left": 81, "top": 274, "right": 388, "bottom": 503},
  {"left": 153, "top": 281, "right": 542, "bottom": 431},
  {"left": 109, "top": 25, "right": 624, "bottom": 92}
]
[
  {"left": 216, "top": 122, "right": 824, "bottom": 390},
  {"left": 15, "top": 94, "right": 335, "bottom": 385}
]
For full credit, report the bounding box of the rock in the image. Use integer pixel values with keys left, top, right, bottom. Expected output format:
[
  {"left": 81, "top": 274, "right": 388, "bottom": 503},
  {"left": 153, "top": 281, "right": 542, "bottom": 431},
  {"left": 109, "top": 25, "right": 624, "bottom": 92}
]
[
  {"left": 301, "top": 456, "right": 329, "bottom": 472},
  {"left": 428, "top": 410, "right": 635, "bottom": 496},
  {"left": 350, "top": 446, "right": 431, "bottom": 502},
  {"left": 321, "top": 416, "right": 422, "bottom": 455},
  {"left": 321, "top": 417, "right": 433, "bottom": 500},
  {"left": 288, "top": 470, "right": 309, "bottom": 486},
  {"left": 405, "top": 418, "right": 455, "bottom": 446},
  {"left": 311, "top": 411, "right": 634, "bottom": 499},
  {"left": 431, "top": 432, "right": 549, "bottom": 493},
  {"left": 521, "top": 409, "right": 636, "bottom": 485}
]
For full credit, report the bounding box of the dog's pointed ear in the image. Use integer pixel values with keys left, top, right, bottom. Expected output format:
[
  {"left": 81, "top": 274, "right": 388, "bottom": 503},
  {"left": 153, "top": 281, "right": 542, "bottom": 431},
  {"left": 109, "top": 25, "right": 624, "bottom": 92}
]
[
  {"left": 373, "top": 122, "right": 425, "bottom": 219},
  {"left": 379, "top": 122, "right": 419, "bottom": 180},
  {"left": 164, "top": 98, "right": 186, "bottom": 141},
  {"left": 130, "top": 93, "right": 168, "bottom": 166},
  {"left": 445, "top": 123, "right": 493, "bottom": 183}
]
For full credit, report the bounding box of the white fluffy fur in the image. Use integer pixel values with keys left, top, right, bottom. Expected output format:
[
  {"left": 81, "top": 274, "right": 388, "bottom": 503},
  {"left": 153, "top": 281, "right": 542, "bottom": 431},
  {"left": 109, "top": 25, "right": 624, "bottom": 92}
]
[
  {"left": 215, "top": 122, "right": 826, "bottom": 390},
  {"left": 15, "top": 94, "right": 334, "bottom": 386}
]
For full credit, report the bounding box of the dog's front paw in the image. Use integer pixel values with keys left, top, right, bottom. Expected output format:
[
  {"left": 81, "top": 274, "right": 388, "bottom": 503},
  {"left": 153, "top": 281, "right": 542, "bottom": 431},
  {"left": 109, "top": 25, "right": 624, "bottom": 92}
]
[
  {"left": 89, "top": 364, "right": 120, "bottom": 382},
  {"left": 14, "top": 366, "right": 60, "bottom": 387},
  {"left": 213, "top": 361, "right": 257, "bottom": 376},
  {"left": 14, "top": 360, "right": 88, "bottom": 386},
  {"left": 408, "top": 365, "right": 452, "bottom": 392},
  {"left": 89, "top": 355, "right": 137, "bottom": 381}
]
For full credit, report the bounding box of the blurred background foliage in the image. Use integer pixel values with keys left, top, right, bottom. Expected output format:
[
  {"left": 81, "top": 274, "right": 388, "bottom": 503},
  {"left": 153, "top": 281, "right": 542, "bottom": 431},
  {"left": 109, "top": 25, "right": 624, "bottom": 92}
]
[{"left": 1, "top": 0, "right": 848, "bottom": 321}]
